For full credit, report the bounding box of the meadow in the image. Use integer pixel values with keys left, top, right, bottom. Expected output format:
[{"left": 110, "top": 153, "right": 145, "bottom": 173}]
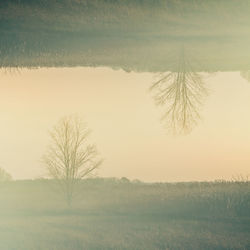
[
  {"left": 0, "top": 178, "right": 249, "bottom": 249},
  {"left": 1, "top": 0, "right": 250, "bottom": 36},
  {"left": 1, "top": 0, "right": 250, "bottom": 71}
]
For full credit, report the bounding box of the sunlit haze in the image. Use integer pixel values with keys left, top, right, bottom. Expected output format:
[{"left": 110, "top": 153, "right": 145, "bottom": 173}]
[{"left": 1, "top": 68, "right": 249, "bottom": 181}]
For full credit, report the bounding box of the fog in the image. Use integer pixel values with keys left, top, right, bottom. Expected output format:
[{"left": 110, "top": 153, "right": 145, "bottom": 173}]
[{"left": 1, "top": 68, "right": 249, "bottom": 181}]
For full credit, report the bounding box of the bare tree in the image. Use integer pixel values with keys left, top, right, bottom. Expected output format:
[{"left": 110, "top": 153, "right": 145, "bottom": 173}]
[
  {"left": 42, "top": 116, "right": 102, "bottom": 206},
  {"left": 0, "top": 168, "right": 12, "bottom": 193},
  {"left": 150, "top": 48, "right": 208, "bottom": 134},
  {"left": 240, "top": 71, "right": 250, "bottom": 83},
  {"left": 0, "top": 168, "right": 12, "bottom": 182}
]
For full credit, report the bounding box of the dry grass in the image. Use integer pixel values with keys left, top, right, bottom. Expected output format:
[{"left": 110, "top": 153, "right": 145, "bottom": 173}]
[
  {"left": 0, "top": 179, "right": 249, "bottom": 249},
  {"left": 1, "top": 0, "right": 250, "bottom": 36}
]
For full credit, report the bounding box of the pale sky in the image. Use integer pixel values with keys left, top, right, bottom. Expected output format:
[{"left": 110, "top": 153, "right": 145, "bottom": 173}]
[{"left": 0, "top": 67, "right": 249, "bottom": 182}]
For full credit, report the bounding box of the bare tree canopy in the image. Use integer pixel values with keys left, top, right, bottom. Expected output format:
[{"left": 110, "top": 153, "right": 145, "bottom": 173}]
[
  {"left": 150, "top": 48, "right": 208, "bottom": 134},
  {"left": 0, "top": 168, "right": 12, "bottom": 182},
  {"left": 240, "top": 71, "right": 250, "bottom": 83},
  {"left": 42, "top": 115, "right": 102, "bottom": 205}
]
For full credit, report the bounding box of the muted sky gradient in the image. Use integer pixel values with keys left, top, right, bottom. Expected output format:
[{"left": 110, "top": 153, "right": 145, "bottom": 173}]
[{"left": 0, "top": 67, "right": 249, "bottom": 182}]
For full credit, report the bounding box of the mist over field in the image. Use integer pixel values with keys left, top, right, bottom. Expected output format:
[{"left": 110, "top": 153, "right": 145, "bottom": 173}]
[{"left": 0, "top": 0, "right": 250, "bottom": 249}]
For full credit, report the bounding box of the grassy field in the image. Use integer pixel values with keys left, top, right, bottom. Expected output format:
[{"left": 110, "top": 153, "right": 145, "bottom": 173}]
[
  {"left": 0, "top": 178, "right": 249, "bottom": 249},
  {"left": 1, "top": 0, "right": 250, "bottom": 71},
  {"left": 1, "top": 0, "right": 250, "bottom": 36}
]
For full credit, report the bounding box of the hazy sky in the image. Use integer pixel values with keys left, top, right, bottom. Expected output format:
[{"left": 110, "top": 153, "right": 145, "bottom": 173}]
[{"left": 0, "top": 67, "right": 249, "bottom": 182}]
